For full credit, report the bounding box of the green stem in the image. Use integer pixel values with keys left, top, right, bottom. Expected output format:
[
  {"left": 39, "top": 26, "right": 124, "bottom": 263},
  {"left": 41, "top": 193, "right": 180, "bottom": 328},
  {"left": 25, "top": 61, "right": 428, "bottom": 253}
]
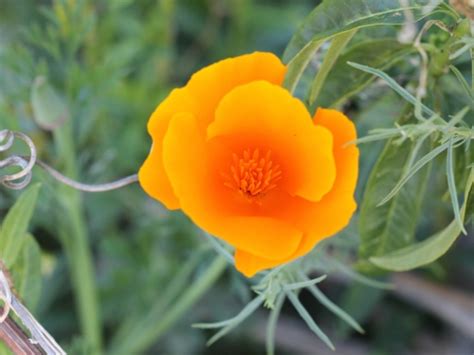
[
  {"left": 109, "top": 256, "right": 227, "bottom": 355},
  {"left": 53, "top": 123, "right": 103, "bottom": 354}
]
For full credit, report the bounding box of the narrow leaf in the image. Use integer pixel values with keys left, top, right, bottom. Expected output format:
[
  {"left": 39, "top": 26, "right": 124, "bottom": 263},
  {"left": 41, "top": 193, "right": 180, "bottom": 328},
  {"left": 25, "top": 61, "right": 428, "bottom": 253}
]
[
  {"left": 315, "top": 39, "right": 414, "bottom": 108},
  {"left": 283, "top": 275, "right": 327, "bottom": 291},
  {"left": 348, "top": 62, "right": 436, "bottom": 117},
  {"left": 449, "top": 65, "right": 474, "bottom": 104},
  {"left": 302, "top": 275, "right": 364, "bottom": 334},
  {"left": 370, "top": 168, "right": 473, "bottom": 271},
  {"left": 266, "top": 294, "right": 285, "bottom": 355},
  {"left": 358, "top": 111, "right": 433, "bottom": 272},
  {"left": 12, "top": 235, "right": 42, "bottom": 311},
  {"left": 379, "top": 140, "right": 452, "bottom": 206},
  {"left": 308, "top": 29, "right": 357, "bottom": 105},
  {"left": 286, "top": 290, "right": 335, "bottom": 351},
  {"left": 283, "top": 40, "right": 323, "bottom": 93},
  {"left": 446, "top": 138, "right": 467, "bottom": 234},
  {"left": 284, "top": 0, "right": 431, "bottom": 62},
  {"left": 200, "top": 296, "right": 264, "bottom": 346},
  {"left": 282, "top": 0, "right": 433, "bottom": 95},
  {"left": 0, "top": 184, "right": 41, "bottom": 267},
  {"left": 193, "top": 295, "right": 264, "bottom": 330}
]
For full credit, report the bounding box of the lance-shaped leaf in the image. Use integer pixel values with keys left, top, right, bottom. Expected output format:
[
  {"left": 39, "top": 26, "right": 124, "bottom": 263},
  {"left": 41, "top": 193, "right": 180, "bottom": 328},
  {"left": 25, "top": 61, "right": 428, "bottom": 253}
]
[
  {"left": 283, "top": 0, "right": 433, "bottom": 91},
  {"left": 370, "top": 168, "right": 473, "bottom": 271},
  {"left": 313, "top": 39, "right": 414, "bottom": 108},
  {"left": 11, "top": 234, "right": 42, "bottom": 311},
  {"left": 357, "top": 112, "right": 433, "bottom": 273},
  {"left": 0, "top": 184, "right": 41, "bottom": 268}
]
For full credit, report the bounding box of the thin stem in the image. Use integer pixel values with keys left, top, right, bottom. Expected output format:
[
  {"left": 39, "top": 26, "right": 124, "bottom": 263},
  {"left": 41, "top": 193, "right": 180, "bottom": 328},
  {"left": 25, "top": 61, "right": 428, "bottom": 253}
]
[
  {"left": 35, "top": 159, "right": 138, "bottom": 192},
  {"left": 1, "top": 129, "right": 138, "bottom": 192},
  {"left": 0, "top": 308, "right": 42, "bottom": 355}
]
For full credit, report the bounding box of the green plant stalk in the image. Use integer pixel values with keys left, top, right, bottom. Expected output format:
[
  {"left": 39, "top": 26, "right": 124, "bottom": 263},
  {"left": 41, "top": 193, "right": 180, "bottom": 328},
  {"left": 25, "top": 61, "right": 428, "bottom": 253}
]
[
  {"left": 53, "top": 122, "right": 103, "bottom": 354},
  {"left": 109, "top": 256, "right": 227, "bottom": 355}
]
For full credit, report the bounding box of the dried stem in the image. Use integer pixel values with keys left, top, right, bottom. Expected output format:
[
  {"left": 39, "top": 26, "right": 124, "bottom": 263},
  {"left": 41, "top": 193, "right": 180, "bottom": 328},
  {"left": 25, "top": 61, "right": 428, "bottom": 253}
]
[
  {"left": 0, "top": 308, "right": 43, "bottom": 355},
  {"left": 0, "top": 129, "right": 138, "bottom": 192}
]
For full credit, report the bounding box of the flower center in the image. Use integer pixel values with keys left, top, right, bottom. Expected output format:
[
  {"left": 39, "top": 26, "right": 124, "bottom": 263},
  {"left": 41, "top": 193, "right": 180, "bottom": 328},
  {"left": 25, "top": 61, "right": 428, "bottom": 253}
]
[{"left": 221, "top": 148, "right": 282, "bottom": 198}]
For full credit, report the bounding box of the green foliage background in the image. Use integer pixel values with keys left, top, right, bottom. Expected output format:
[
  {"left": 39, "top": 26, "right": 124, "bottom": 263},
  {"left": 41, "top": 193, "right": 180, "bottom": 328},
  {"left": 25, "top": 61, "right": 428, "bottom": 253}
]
[{"left": 0, "top": 1, "right": 472, "bottom": 354}]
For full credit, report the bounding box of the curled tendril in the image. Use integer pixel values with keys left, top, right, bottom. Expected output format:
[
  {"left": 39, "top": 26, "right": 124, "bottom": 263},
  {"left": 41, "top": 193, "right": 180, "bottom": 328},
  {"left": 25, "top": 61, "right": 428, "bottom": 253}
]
[
  {"left": 0, "top": 129, "right": 138, "bottom": 192},
  {"left": 0, "top": 130, "right": 36, "bottom": 190}
]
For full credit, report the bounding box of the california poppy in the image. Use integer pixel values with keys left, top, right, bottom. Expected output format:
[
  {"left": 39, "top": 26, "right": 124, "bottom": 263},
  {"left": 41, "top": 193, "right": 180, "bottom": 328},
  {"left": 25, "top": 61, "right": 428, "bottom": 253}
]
[{"left": 139, "top": 52, "right": 359, "bottom": 277}]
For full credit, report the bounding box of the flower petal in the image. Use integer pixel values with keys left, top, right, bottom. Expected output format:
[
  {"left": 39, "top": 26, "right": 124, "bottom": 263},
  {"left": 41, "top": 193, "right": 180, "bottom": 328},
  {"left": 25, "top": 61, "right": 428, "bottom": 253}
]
[
  {"left": 208, "top": 81, "right": 336, "bottom": 202},
  {"left": 139, "top": 88, "right": 197, "bottom": 209},
  {"left": 234, "top": 109, "right": 359, "bottom": 276},
  {"left": 293, "top": 108, "right": 359, "bottom": 237},
  {"left": 162, "top": 112, "right": 303, "bottom": 259},
  {"left": 185, "top": 52, "right": 286, "bottom": 132},
  {"left": 140, "top": 52, "right": 286, "bottom": 209}
]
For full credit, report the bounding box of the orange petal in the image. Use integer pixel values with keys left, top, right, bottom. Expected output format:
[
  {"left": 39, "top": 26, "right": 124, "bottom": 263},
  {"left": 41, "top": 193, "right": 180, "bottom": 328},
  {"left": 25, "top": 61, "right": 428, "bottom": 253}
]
[
  {"left": 208, "top": 81, "right": 336, "bottom": 202},
  {"left": 185, "top": 52, "right": 287, "bottom": 132},
  {"left": 139, "top": 52, "right": 286, "bottom": 208},
  {"left": 234, "top": 234, "right": 318, "bottom": 277},
  {"left": 234, "top": 109, "right": 359, "bottom": 276},
  {"left": 162, "top": 112, "right": 303, "bottom": 259},
  {"left": 280, "top": 109, "right": 358, "bottom": 241},
  {"left": 139, "top": 88, "right": 197, "bottom": 209}
]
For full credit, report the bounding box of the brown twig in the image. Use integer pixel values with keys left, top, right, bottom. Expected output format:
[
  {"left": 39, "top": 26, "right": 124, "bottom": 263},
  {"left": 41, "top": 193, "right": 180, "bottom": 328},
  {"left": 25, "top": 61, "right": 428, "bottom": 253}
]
[{"left": 0, "top": 307, "right": 43, "bottom": 355}]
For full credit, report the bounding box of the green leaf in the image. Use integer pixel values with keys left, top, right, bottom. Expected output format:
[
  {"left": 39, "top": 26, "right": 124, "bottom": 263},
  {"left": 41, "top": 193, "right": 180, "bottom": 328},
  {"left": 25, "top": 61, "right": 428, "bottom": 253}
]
[
  {"left": 282, "top": 0, "right": 432, "bottom": 91},
  {"left": 193, "top": 295, "right": 264, "bottom": 346},
  {"left": 286, "top": 290, "right": 335, "bottom": 350},
  {"left": 446, "top": 138, "right": 466, "bottom": 235},
  {"left": 284, "top": 0, "right": 430, "bottom": 62},
  {"left": 314, "top": 39, "right": 414, "bottom": 107},
  {"left": 308, "top": 29, "right": 357, "bottom": 105},
  {"left": 283, "top": 40, "right": 323, "bottom": 93},
  {"left": 358, "top": 113, "right": 432, "bottom": 273},
  {"left": 300, "top": 273, "right": 364, "bottom": 334},
  {"left": 449, "top": 65, "right": 474, "bottom": 105},
  {"left": 369, "top": 218, "right": 460, "bottom": 271},
  {"left": 347, "top": 62, "right": 436, "bottom": 118},
  {"left": 370, "top": 168, "right": 474, "bottom": 271},
  {"left": 31, "top": 76, "right": 69, "bottom": 131},
  {"left": 11, "top": 234, "right": 42, "bottom": 311},
  {"left": 0, "top": 184, "right": 41, "bottom": 268}
]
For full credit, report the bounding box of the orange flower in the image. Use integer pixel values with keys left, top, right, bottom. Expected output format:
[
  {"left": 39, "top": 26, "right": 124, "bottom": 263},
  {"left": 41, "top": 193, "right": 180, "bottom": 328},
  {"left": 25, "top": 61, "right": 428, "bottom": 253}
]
[{"left": 139, "top": 52, "right": 359, "bottom": 277}]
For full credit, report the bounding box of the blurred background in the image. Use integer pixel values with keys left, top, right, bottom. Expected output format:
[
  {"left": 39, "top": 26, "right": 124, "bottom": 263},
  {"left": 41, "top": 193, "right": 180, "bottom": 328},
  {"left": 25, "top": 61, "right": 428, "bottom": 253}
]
[{"left": 0, "top": 0, "right": 473, "bottom": 354}]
